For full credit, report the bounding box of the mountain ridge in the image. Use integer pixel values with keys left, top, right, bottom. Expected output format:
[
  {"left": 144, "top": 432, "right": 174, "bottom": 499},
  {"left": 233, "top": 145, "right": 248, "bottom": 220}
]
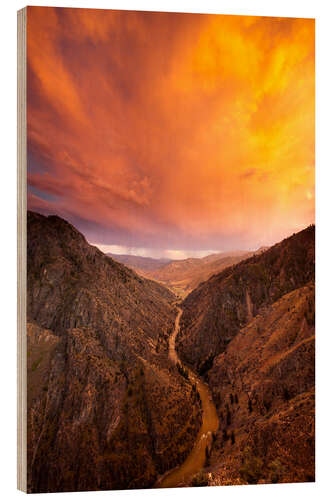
[
  {"left": 107, "top": 253, "right": 172, "bottom": 272},
  {"left": 126, "top": 250, "right": 266, "bottom": 297},
  {"left": 27, "top": 211, "right": 202, "bottom": 492},
  {"left": 178, "top": 224, "right": 315, "bottom": 371},
  {"left": 26, "top": 211, "right": 315, "bottom": 489},
  {"left": 176, "top": 224, "right": 315, "bottom": 485}
]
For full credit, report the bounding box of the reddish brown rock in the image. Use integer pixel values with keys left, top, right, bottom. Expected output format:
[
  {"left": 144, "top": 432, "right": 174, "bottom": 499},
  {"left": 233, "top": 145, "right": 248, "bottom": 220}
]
[
  {"left": 177, "top": 227, "right": 315, "bottom": 485},
  {"left": 27, "top": 212, "right": 201, "bottom": 492}
]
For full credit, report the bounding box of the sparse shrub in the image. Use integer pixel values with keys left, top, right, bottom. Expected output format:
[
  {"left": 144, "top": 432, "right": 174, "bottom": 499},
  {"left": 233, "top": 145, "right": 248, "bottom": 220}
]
[
  {"left": 305, "top": 305, "right": 315, "bottom": 326},
  {"left": 263, "top": 399, "right": 271, "bottom": 412},
  {"left": 283, "top": 387, "right": 291, "bottom": 401},
  {"left": 268, "top": 459, "right": 285, "bottom": 483},
  {"left": 214, "top": 392, "right": 221, "bottom": 407},
  {"left": 248, "top": 399, "right": 253, "bottom": 413},
  {"left": 176, "top": 362, "right": 190, "bottom": 380},
  {"left": 191, "top": 471, "right": 209, "bottom": 487},
  {"left": 198, "top": 354, "right": 215, "bottom": 376},
  {"left": 205, "top": 445, "right": 210, "bottom": 466},
  {"left": 239, "top": 447, "right": 263, "bottom": 484}
]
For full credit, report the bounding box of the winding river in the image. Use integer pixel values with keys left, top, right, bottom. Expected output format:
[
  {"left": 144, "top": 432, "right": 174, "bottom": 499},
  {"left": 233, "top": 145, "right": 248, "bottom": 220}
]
[{"left": 157, "top": 306, "right": 219, "bottom": 488}]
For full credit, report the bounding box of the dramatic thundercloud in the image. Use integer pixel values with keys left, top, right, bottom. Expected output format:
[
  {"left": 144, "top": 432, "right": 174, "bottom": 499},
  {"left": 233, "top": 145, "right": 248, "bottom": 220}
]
[{"left": 27, "top": 8, "right": 314, "bottom": 257}]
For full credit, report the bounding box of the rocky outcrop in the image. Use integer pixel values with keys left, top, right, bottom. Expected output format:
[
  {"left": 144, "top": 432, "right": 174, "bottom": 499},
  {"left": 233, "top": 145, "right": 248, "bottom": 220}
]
[
  {"left": 175, "top": 225, "right": 315, "bottom": 485},
  {"left": 27, "top": 211, "right": 201, "bottom": 493},
  {"left": 177, "top": 225, "right": 314, "bottom": 372},
  {"left": 207, "top": 284, "right": 315, "bottom": 485}
]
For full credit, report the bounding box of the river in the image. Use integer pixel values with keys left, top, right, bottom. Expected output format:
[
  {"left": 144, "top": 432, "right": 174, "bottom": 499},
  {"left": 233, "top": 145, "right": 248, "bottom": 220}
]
[{"left": 157, "top": 306, "right": 219, "bottom": 488}]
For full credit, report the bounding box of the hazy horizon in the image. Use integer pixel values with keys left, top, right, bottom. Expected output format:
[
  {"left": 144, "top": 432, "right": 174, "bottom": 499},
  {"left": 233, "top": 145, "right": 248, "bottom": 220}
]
[{"left": 91, "top": 221, "right": 311, "bottom": 261}]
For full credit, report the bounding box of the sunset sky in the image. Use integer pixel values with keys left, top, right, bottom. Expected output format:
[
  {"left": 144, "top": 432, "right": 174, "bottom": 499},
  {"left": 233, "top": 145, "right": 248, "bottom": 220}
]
[{"left": 27, "top": 7, "right": 315, "bottom": 259}]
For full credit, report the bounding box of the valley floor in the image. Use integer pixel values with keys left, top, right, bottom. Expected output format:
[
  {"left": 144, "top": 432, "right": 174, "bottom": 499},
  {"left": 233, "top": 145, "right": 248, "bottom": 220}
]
[{"left": 157, "top": 307, "right": 219, "bottom": 488}]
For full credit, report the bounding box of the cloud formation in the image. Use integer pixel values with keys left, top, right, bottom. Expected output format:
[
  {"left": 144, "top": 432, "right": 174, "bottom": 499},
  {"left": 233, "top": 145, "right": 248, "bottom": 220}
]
[{"left": 27, "top": 7, "right": 315, "bottom": 255}]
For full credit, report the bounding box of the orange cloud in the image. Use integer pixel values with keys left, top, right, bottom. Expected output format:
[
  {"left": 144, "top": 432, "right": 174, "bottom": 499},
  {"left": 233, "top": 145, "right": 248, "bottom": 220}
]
[{"left": 27, "top": 7, "right": 315, "bottom": 253}]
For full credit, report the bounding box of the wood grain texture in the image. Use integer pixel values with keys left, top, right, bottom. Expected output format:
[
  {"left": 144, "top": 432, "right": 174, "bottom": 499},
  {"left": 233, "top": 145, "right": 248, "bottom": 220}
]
[{"left": 17, "top": 6, "right": 27, "bottom": 492}]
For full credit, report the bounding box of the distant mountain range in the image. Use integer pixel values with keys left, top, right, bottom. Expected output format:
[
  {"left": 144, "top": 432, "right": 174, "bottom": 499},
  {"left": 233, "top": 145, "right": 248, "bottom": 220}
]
[
  {"left": 107, "top": 253, "right": 171, "bottom": 271},
  {"left": 110, "top": 248, "right": 269, "bottom": 297}
]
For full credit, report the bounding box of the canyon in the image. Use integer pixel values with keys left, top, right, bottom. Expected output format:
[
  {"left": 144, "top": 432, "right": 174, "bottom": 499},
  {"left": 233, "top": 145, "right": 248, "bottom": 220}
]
[
  {"left": 27, "top": 212, "right": 315, "bottom": 491},
  {"left": 177, "top": 225, "right": 315, "bottom": 485}
]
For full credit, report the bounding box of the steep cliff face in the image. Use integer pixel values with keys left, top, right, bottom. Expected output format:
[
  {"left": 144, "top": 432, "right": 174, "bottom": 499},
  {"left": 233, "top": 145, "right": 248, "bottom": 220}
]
[
  {"left": 178, "top": 225, "right": 314, "bottom": 372},
  {"left": 27, "top": 212, "right": 201, "bottom": 493},
  {"left": 207, "top": 284, "right": 315, "bottom": 485},
  {"left": 176, "top": 225, "right": 315, "bottom": 485},
  {"left": 28, "top": 211, "right": 176, "bottom": 352}
]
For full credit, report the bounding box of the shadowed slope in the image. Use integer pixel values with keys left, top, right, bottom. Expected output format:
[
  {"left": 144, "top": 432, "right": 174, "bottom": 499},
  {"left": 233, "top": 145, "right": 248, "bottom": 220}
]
[{"left": 27, "top": 211, "right": 202, "bottom": 493}]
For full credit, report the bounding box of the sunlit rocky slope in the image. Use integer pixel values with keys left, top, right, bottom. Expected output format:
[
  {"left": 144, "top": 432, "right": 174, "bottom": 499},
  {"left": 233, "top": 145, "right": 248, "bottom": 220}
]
[
  {"left": 177, "top": 225, "right": 315, "bottom": 484},
  {"left": 113, "top": 250, "right": 261, "bottom": 297}
]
